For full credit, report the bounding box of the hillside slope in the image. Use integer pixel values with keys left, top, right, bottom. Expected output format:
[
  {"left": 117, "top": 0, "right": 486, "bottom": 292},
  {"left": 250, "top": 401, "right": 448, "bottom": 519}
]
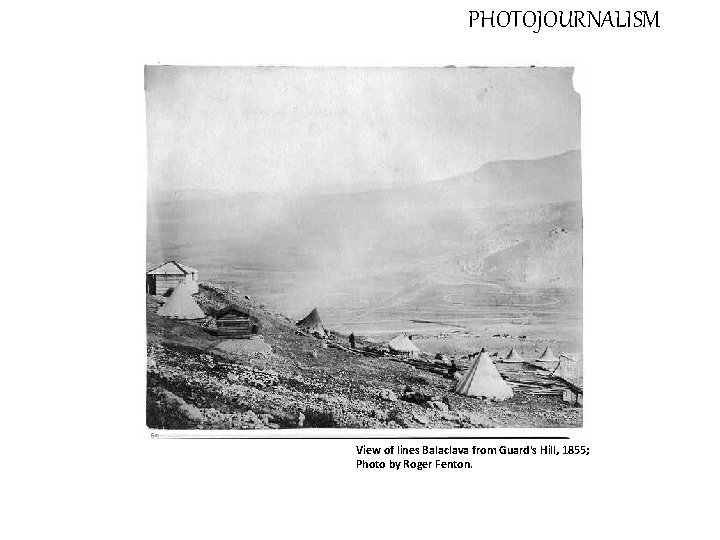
[
  {"left": 146, "top": 284, "right": 582, "bottom": 429},
  {"left": 473, "top": 227, "right": 582, "bottom": 286}
]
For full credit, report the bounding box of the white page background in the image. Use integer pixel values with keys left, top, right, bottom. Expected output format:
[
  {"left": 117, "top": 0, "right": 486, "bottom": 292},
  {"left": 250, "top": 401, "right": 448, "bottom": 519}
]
[{"left": 2, "top": 1, "right": 717, "bottom": 538}]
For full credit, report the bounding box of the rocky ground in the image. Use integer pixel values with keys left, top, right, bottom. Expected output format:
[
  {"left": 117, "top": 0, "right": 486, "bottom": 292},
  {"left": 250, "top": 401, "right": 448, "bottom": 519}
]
[{"left": 147, "top": 283, "right": 582, "bottom": 430}]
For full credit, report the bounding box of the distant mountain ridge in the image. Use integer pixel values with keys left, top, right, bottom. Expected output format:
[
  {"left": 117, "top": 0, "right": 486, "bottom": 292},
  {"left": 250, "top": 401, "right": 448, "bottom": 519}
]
[
  {"left": 149, "top": 150, "right": 581, "bottom": 205},
  {"left": 423, "top": 149, "right": 581, "bottom": 206},
  {"left": 148, "top": 150, "right": 583, "bottom": 299}
]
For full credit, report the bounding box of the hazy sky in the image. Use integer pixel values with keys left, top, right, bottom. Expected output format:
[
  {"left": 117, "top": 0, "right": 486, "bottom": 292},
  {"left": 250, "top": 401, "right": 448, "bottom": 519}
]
[{"left": 145, "top": 67, "right": 579, "bottom": 194}]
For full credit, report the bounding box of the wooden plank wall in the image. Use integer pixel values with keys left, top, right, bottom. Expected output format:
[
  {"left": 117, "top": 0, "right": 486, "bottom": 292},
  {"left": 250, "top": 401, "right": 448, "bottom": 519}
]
[
  {"left": 155, "top": 275, "right": 185, "bottom": 295},
  {"left": 217, "top": 317, "right": 253, "bottom": 338}
]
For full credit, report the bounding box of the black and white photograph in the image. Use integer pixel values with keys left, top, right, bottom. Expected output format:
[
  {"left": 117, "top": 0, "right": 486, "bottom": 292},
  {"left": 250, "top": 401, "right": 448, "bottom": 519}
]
[{"left": 146, "top": 66, "right": 583, "bottom": 430}]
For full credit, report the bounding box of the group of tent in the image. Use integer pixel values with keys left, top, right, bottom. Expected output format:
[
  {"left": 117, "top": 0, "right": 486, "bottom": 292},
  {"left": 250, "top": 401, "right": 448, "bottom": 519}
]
[
  {"left": 500, "top": 345, "right": 559, "bottom": 365},
  {"left": 153, "top": 288, "right": 576, "bottom": 403},
  {"left": 296, "top": 309, "right": 422, "bottom": 358},
  {"left": 294, "top": 307, "right": 580, "bottom": 402},
  {"left": 454, "top": 346, "right": 578, "bottom": 401}
]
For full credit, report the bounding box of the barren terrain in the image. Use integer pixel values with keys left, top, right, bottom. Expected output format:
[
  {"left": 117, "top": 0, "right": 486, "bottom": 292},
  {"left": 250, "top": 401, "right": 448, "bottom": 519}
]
[{"left": 147, "top": 284, "right": 582, "bottom": 430}]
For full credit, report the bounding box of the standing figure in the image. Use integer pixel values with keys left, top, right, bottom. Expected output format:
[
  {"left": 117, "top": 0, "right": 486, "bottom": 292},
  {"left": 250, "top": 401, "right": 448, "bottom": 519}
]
[
  {"left": 349, "top": 332, "right": 356, "bottom": 349},
  {"left": 447, "top": 358, "right": 459, "bottom": 380}
]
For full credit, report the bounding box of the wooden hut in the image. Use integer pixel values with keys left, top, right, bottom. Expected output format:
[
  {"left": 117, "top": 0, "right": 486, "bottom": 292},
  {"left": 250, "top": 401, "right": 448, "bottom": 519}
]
[
  {"left": 146, "top": 261, "right": 199, "bottom": 295},
  {"left": 213, "top": 305, "right": 258, "bottom": 338}
]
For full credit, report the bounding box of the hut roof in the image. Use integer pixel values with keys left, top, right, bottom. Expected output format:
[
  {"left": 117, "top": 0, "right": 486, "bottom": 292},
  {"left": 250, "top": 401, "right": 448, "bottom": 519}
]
[
  {"left": 147, "top": 260, "right": 198, "bottom": 275},
  {"left": 215, "top": 305, "right": 252, "bottom": 319},
  {"left": 388, "top": 334, "right": 419, "bottom": 353},
  {"left": 454, "top": 351, "right": 513, "bottom": 400}
]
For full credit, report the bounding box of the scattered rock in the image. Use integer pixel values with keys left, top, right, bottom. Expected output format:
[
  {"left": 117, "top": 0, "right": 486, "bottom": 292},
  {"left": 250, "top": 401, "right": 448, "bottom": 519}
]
[
  {"left": 227, "top": 372, "right": 239, "bottom": 383},
  {"left": 412, "top": 412, "right": 430, "bottom": 425},
  {"left": 387, "top": 409, "right": 410, "bottom": 427},
  {"left": 429, "top": 400, "right": 450, "bottom": 412},
  {"left": 216, "top": 339, "right": 272, "bottom": 356},
  {"left": 242, "top": 410, "right": 260, "bottom": 424},
  {"left": 370, "top": 409, "right": 388, "bottom": 421},
  {"left": 466, "top": 412, "right": 494, "bottom": 428},
  {"left": 379, "top": 389, "right": 398, "bottom": 402},
  {"left": 401, "top": 388, "right": 432, "bottom": 405},
  {"left": 307, "top": 350, "right": 318, "bottom": 359},
  {"left": 148, "top": 388, "right": 204, "bottom": 428},
  {"left": 297, "top": 412, "right": 305, "bottom": 428}
]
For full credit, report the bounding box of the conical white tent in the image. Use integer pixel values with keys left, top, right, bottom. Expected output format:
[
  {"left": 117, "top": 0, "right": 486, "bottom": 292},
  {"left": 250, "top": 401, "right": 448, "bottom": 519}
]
[
  {"left": 388, "top": 334, "right": 420, "bottom": 359},
  {"left": 502, "top": 347, "right": 524, "bottom": 363},
  {"left": 183, "top": 274, "right": 199, "bottom": 294},
  {"left": 157, "top": 282, "right": 205, "bottom": 319},
  {"left": 536, "top": 346, "right": 559, "bottom": 363},
  {"left": 297, "top": 308, "right": 327, "bottom": 336},
  {"left": 455, "top": 350, "right": 513, "bottom": 400}
]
